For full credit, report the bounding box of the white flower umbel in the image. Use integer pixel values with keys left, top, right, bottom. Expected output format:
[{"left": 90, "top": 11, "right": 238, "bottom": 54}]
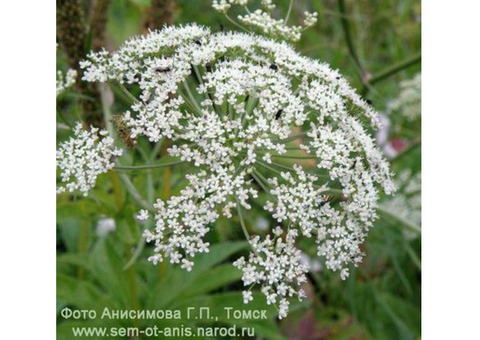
[
  {"left": 387, "top": 73, "right": 421, "bottom": 121},
  {"left": 212, "top": 0, "right": 317, "bottom": 42},
  {"left": 56, "top": 123, "right": 123, "bottom": 196},
  {"left": 56, "top": 69, "right": 77, "bottom": 97},
  {"left": 233, "top": 229, "right": 308, "bottom": 319},
  {"left": 264, "top": 164, "right": 373, "bottom": 273},
  {"left": 143, "top": 168, "right": 257, "bottom": 266},
  {"left": 81, "top": 24, "right": 395, "bottom": 317}
]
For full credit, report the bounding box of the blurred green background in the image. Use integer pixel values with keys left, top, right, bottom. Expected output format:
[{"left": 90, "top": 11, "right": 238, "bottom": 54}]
[{"left": 57, "top": 0, "right": 421, "bottom": 339}]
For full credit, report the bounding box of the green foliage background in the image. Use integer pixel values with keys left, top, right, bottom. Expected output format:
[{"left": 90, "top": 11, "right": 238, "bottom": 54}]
[{"left": 57, "top": 0, "right": 421, "bottom": 339}]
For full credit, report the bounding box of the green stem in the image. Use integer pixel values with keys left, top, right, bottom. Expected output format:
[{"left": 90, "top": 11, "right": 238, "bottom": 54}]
[
  {"left": 118, "top": 83, "right": 139, "bottom": 104},
  {"left": 285, "top": 0, "right": 294, "bottom": 23},
  {"left": 118, "top": 173, "right": 154, "bottom": 211},
  {"left": 123, "top": 234, "right": 146, "bottom": 270},
  {"left": 258, "top": 160, "right": 330, "bottom": 183},
  {"left": 109, "top": 171, "right": 124, "bottom": 212},
  {"left": 377, "top": 206, "right": 421, "bottom": 234},
  {"left": 259, "top": 146, "right": 306, "bottom": 151},
  {"left": 183, "top": 80, "right": 203, "bottom": 114},
  {"left": 225, "top": 13, "right": 250, "bottom": 32},
  {"left": 235, "top": 198, "right": 251, "bottom": 242},
  {"left": 126, "top": 249, "right": 140, "bottom": 326},
  {"left": 369, "top": 53, "right": 421, "bottom": 86},
  {"left": 251, "top": 169, "right": 270, "bottom": 193},
  {"left": 99, "top": 83, "right": 155, "bottom": 216},
  {"left": 56, "top": 108, "right": 73, "bottom": 128},
  {"left": 242, "top": 97, "right": 259, "bottom": 128},
  {"left": 192, "top": 65, "right": 204, "bottom": 87},
  {"left": 114, "top": 160, "right": 184, "bottom": 170},
  {"left": 257, "top": 160, "right": 283, "bottom": 175},
  {"left": 77, "top": 219, "right": 88, "bottom": 279},
  {"left": 324, "top": 187, "right": 343, "bottom": 195},
  {"left": 99, "top": 84, "right": 115, "bottom": 137},
  {"left": 338, "top": 0, "right": 364, "bottom": 75},
  {"left": 275, "top": 131, "right": 309, "bottom": 143},
  {"left": 150, "top": 139, "right": 164, "bottom": 162},
  {"left": 405, "top": 242, "right": 421, "bottom": 270},
  {"left": 180, "top": 92, "right": 203, "bottom": 116},
  {"left": 360, "top": 53, "right": 422, "bottom": 96},
  {"left": 270, "top": 154, "right": 317, "bottom": 159},
  {"left": 361, "top": 53, "right": 421, "bottom": 96}
]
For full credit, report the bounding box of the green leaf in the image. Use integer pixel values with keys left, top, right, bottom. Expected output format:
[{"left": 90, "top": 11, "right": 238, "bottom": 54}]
[
  {"left": 57, "top": 219, "right": 81, "bottom": 253},
  {"left": 375, "top": 292, "right": 421, "bottom": 338},
  {"left": 183, "top": 263, "right": 242, "bottom": 297},
  {"left": 89, "top": 238, "right": 131, "bottom": 309},
  {"left": 171, "top": 292, "right": 284, "bottom": 340},
  {"left": 146, "top": 241, "right": 248, "bottom": 310},
  {"left": 404, "top": 241, "right": 422, "bottom": 270},
  {"left": 192, "top": 241, "right": 248, "bottom": 271},
  {"left": 57, "top": 253, "right": 89, "bottom": 269},
  {"left": 115, "top": 218, "right": 137, "bottom": 245},
  {"left": 57, "top": 273, "right": 106, "bottom": 310},
  {"left": 57, "top": 200, "right": 99, "bottom": 224},
  {"left": 390, "top": 252, "right": 413, "bottom": 296}
]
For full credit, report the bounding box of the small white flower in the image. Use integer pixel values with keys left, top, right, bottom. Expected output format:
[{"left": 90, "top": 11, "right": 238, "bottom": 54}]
[
  {"left": 266, "top": 292, "right": 277, "bottom": 305},
  {"left": 303, "top": 11, "right": 318, "bottom": 28},
  {"left": 340, "top": 268, "right": 350, "bottom": 280},
  {"left": 181, "top": 259, "right": 194, "bottom": 272},
  {"left": 262, "top": 152, "right": 272, "bottom": 164},
  {"left": 278, "top": 298, "right": 289, "bottom": 319},
  {"left": 242, "top": 290, "right": 253, "bottom": 304},
  {"left": 273, "top": 226, "right": 283, "bottom": 236},
  {"left": 148, "top": 254, "right": 163, "bottom": 265},
  {"left": 57, "top": 69, "right": 77, "bottom": 97},
  {"left": 136, "top": 209, "right": 149, "bottom": 221}
]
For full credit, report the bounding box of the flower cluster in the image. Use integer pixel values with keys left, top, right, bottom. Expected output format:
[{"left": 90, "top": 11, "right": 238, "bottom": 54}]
[
  {"left": 264, "top": 165, "right": 372, "bottom": 277},
  {"left": 56, "top": 69, "right": 77, "bottom": 97},
  {"left": 142, "top": 168, "right": 258, "bottom": 269},
  {"left": 387, "top": 73, "right": 421, "bottom": 121},
  {"left": 212, "top": 0, "right": 317, "bottom": 41},
  {"left": 80, "top": 24, "right": 394, "bottom": 316},
  {"left": 233, "top": 229, "right": 308, "bottom": 319},
  {"left": 380, "top": 170, "right": 421, "bottom": 239},
  {"left": 56, "top": 123, "right": 123, "bottom": 196}
]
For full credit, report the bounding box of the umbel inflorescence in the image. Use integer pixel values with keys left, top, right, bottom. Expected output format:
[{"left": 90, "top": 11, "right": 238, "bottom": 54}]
[
  {"left": 212, "top": 0, "right": 318, "bottom": 42},
  {"left": 56, "top": 123, "right": 123, "bottom": 196},
  {"left": 59, "top": 24, "right": 396, "bottom": 318}
]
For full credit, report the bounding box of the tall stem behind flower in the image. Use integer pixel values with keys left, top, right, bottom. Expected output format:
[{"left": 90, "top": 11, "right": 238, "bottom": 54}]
[
  {"left": 57, "top": 0, "right": 110, "bottom": 128},
  {"left": 144, "top": 0, "right": 176, "bottom": 31}
]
